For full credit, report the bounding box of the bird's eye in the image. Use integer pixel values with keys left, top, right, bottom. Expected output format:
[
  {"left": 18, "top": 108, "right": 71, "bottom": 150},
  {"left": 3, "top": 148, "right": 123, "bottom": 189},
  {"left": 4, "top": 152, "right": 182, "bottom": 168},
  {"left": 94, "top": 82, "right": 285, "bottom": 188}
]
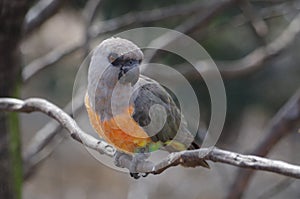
[
  {"left": 125, "top": 59, "right": 140, "bottom": 66},
  {"left": 108, "top": 53, "right": 124, "bottom": 67}
]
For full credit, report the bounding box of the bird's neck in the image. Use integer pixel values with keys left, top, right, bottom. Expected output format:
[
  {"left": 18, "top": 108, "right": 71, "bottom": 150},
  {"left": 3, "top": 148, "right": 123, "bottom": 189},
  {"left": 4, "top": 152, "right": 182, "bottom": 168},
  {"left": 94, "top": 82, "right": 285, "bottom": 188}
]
[{"left": 88, "top": 68, "right": 134, "bottom": 120}]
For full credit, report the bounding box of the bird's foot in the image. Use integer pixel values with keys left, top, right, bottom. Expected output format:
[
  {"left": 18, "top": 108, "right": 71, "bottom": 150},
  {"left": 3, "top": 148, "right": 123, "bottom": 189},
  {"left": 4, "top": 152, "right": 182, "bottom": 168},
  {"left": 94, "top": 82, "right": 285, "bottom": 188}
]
[
  {"left": 113, "top": 151, "right": 150, "bottom": 179},
  {"left": 129, "top": 153, "right": 150, "bottom": 179},
  {"left": 114, "top": 151, "right": 132, "bottom": 168}
]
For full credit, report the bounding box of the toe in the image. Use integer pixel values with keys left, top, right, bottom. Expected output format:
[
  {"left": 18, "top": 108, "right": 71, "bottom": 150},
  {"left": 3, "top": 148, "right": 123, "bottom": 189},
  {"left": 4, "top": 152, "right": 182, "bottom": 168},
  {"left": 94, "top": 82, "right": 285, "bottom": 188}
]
[{"left": 130, "top": 172, "right": 140, "bottom": 179}]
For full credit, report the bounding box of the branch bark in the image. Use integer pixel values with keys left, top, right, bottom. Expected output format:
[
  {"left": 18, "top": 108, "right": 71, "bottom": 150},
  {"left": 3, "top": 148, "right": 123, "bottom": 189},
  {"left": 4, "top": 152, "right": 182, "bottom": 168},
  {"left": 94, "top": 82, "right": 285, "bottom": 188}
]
[{"left": 1, "top": 97, "right": 300, "bottom": 179}]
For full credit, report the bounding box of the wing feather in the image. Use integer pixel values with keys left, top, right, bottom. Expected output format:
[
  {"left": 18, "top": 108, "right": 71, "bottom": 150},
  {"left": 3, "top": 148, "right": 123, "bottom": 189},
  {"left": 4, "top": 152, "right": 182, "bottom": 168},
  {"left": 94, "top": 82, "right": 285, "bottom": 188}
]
[{"left": 131, "top": 76, "right": 188, "bottom": 145}]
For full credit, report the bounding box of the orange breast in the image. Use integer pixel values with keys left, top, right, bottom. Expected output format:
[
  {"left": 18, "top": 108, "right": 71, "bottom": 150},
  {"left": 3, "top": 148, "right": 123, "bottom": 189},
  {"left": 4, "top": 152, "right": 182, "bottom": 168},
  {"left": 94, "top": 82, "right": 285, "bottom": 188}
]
[{"left": 85, "top": 95, "right": 151, "bottom": 153}]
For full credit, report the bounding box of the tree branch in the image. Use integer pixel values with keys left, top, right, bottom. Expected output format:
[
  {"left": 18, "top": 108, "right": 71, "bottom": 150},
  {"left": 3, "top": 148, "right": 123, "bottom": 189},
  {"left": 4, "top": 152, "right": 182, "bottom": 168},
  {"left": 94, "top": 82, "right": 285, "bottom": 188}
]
[
  {"left": 24, "top": 0, "right": 63, "bottom": 35},
  {"left": 115, "top": 147, "right": 300, "bottom": 178},
  {"left": 219, "top": 11, "right": 300, "bottom": 79},
  {"left": 22, "top": 42, "right": 82, "bottom": 83},
  {"left": 0, "top": 98, "right": 115, "bottom": 157},
  {"left": 1, "top": 97, "right": 300, "bottom": 179}
]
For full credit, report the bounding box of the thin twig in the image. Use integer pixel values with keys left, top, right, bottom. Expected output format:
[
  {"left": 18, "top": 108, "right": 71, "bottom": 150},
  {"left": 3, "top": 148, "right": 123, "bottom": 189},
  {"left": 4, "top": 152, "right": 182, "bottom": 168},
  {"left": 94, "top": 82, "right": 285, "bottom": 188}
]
[
  {"left": 1, "top": 97, "right": 300, "bottom": 178},
  {"left": 226, "top": 89, "right": 300, "bottom": 199},
  {"left": 22, "top": 42, "right": 83, "bottom": 83},
  {"left": 24, "top": 0, "right": 63, "bottom": 35}
]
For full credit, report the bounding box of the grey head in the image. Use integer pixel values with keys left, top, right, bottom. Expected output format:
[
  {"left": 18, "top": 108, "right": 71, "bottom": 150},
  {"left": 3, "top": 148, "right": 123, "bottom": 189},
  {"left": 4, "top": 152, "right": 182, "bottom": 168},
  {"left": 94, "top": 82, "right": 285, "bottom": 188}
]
[
  {"left": 87, "top": 37, "right": 144, "bottom": 114},
  {"left": 88, "top": 37, "right": 143, "bottom": 90}
]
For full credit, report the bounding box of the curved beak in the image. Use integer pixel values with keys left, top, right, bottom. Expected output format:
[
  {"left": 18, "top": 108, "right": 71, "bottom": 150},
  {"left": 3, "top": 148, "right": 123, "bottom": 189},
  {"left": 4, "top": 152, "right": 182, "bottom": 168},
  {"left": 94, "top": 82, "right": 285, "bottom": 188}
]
[{"left": 118, "top": 61, "right": 140, "bottom": 85}]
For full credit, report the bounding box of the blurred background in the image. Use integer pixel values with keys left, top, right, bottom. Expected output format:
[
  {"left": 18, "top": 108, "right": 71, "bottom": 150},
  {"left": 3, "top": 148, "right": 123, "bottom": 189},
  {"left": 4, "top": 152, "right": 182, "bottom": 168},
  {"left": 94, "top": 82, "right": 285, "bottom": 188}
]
[{"left": 1, "top": 0, "right": 300, "bottom": 198}]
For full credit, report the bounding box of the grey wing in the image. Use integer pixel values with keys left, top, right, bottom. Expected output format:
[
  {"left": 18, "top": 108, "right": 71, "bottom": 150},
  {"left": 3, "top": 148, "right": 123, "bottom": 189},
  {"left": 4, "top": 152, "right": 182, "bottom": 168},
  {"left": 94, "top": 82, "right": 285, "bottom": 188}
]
[{"left": 131, "top": 76, "right": 195, "bottom": 148}]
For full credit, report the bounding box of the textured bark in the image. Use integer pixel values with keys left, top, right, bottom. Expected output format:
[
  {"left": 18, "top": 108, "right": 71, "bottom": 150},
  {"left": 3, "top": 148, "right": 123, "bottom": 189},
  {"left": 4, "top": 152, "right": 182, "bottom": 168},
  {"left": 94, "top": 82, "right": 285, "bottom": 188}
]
[{"left": 0, "top": 0, "right": 32, "bottom": 198}]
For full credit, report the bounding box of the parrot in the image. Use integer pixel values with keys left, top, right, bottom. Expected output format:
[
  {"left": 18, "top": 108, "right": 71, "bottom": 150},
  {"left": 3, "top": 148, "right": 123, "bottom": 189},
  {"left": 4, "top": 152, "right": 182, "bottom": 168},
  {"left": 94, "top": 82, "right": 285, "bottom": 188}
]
[{"left": 84, "top": 37, "right": 209, "bottom": 178}]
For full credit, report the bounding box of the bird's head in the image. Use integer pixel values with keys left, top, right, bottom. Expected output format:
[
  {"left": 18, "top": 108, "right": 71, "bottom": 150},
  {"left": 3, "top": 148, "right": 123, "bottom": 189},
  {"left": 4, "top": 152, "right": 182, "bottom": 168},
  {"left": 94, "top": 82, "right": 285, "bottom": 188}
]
[{"left": 89, "top": 37, "right": 143, "bottom": 87}]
